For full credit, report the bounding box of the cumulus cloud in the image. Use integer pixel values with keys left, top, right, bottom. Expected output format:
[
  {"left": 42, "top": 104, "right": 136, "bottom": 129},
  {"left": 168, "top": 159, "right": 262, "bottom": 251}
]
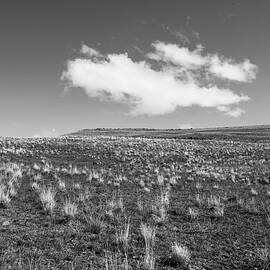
[
  {"left": 209, "top": 56, "right": 258, "bottom": 82},
  {"left": 161, "top": 24, "right": 190, "bottom": 44},
  {"left": 80, "top": 44, "right": 102, "bottom": 58},
  {"left": 225, "top": 108, "right": 245, "bottom": 117},
  {"left": 217, "top": 105, "right": 245, "bottom": 117},
  {"left": 148, "top": 42, "right": 258, "bottom": 83},
  {"left": 62, "top": 43, "right": 257, "bottom": 117},
  {"left": 147, "top": 42, "right": 206, "bottom": 69}
]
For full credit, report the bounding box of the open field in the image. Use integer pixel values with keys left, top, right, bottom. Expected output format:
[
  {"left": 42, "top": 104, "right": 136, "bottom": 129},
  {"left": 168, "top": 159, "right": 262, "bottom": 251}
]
[
  {"left": 67, "top": 125, "right": 270, "bottom": 142},
  {"left": 0, "top": 128, "right": 270, "bottom": 269}
]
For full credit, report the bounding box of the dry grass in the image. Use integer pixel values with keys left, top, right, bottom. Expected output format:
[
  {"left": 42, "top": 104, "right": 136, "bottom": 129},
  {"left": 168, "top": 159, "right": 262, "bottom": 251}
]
[
  {"left": 0, "top": 184, "right": 11, "bottom": 206},
  {"left": 63, "top": 198, "right": 78, "bottom": 218},
  {"left": 256, "top": 247, "right": 270, "bottom": 269},
  {"left": 105, "top": 252, "right": 129, "bottom": 270},
  {"left": 207, "top": 194, "right": 221, "bottom": 208},
  {"left": 195, "top": 182, "right": 202, "bottom": 190},
  {"left": 157, "top": 174, "right": 165, "bottom": 186},
  {"left": 1, "top": 134, "right": 269, "bottom": 270},
  {"left": 213, "top": 204, "right": 225, "bottom": 217},
  {"left": 140, "top": 223, "right": 156, "bottom": 270},
  {"left": 152, "top": 186, "right": 170, "bottom": 223},
  {"left": 171, "top": 242, "right": 191, "bottom": 267},
  {"left": 195, "top": 193, "right": 204, "bottom": 206},
  {"left": 245, "top": 197, "right": 258, "bottom": 213},
  {"left": 188, "top": 207, "right": 199, "bottom": 220},
  {"left": 83, "top": 212, "right": 105, "bottom": 234},
  {"left": 39, "top": 186, "right": 56, "bottom": 214},
  {"left": 116, "top": 217, "right": 130, "bottom": 250},
  {"left": 106, "top": 193, "right": 124, "bottom": 217},
  {"left": 58, "top": 180, "right": 66, "bottom": 191},
  {"left": 250, "top": 187, "right": 258, "bottom": 196},
  {"left": 31, "top": 182, "right": 40, "bottom": 191}
]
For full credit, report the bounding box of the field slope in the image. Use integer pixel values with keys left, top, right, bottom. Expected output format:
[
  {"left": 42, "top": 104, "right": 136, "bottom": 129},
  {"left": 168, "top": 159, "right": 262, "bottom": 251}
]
[
  {"left": 0, "top": 128, "right": 270, "bottom": 269},
  {"left": 65, "top": 125, "right": 270, "bottom": 141}
]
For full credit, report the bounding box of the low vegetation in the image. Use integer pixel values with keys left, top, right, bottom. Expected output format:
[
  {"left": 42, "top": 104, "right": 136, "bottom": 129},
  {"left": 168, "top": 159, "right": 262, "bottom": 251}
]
[{"left": 0, "top": 133, "right": 269, "bottom": 269}]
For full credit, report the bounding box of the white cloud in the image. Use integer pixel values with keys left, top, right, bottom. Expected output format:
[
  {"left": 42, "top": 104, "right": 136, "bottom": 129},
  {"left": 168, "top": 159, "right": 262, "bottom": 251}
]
[
  {"left": 217, "top": 105, "right": 245, "bottom": 117},
  {"left": 62, "top": 41, "right": 257, "bottom": 117},
  {"left": 192, "top": 31, "right": 200, "bottom": 40},
  {"left": 217, "top": 105, "right": 230, "bottom": 112},
  {"left": 173, "top": 31, "right": 190, "bottom": 44},
  {"left": 161, "top": 24, "right": 190, "bottom": 44},
  {"left": 147, "top": 42, "right": 206, "bottom": 69},
  {"left": 148, "top": 42, "right": 258, "bottom": 82},
  {"left": 225, "top": 108, "right": 245, "bottom": 117},
  {"left": 209, "top": 56, "right": 258, "bottom": 82},
  {"left": 80, "top": 44, "right": 102, "bottom": 58}
]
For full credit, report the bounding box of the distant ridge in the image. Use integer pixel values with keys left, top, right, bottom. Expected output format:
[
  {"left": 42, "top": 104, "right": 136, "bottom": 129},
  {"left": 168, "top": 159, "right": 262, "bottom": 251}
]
[{"left": 63, "top": 124, "right": 270, "bottom": 141}]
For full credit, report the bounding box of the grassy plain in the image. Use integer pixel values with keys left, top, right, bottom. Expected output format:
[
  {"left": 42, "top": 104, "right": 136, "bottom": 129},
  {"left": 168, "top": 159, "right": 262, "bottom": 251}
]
[{"left": 0, "top": 126, "right": 270, "bottom": 269}]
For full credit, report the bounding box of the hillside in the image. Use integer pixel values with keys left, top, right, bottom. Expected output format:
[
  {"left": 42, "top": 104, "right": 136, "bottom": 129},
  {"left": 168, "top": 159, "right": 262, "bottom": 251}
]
[{"left": 64, "top": 125, "right": 270, "bottom": 141}]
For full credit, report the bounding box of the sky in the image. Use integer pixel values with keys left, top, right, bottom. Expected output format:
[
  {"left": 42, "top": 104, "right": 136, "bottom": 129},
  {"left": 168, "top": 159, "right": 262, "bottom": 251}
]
[{"left": 0, "top": 0, "right": 269, "bottom": 137}]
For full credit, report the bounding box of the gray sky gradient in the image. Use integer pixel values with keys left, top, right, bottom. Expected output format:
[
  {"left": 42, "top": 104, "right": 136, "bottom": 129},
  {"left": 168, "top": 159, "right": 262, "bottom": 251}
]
[{"left": 0, "top": 0, "right": 269, "bottom": 137}]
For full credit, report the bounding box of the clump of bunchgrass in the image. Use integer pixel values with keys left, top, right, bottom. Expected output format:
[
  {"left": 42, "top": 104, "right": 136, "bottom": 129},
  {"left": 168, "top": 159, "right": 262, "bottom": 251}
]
[
  {"left": 169, "top": 176, "right": 177, "bottom": 185},
  {"left": 171, "top": 242, "right": 191, "bottom": 268},
  {"left": 39, "top": 186, "right": 57, "bottom": 215},
  {"left": 31, "top": 182, "right": 40, "bottom": 191},
  {"left": 116, "top": 217, "right": 130, "bottom": 251},
  {"left": 33, "top": 163, "right": 40, "bottom": 171},
  {"left": 106, "top": 193, "right": 124, "bottom": 217},
  {"left": 139, "top": 179, "right": 145, "bottom": 188},
  {"left": 152, "top": 186, "right": 170, "bottom": 223},
  {"left": 88, "top": 169, "right": 100, "bottom": 181},
  {"left": 188, "top": 207, "right": 199, "bottom": 220},
  {"left": 237, "top": 198, "right": 245, "bottom": 208},
  {"left": 144, "top": 187, "right": 151, "bottom": 193},
  {"left": 195, "top": 182, "right": 202, "bottom": 190},
  {"left": 137, "top": 197, "right": 144, "bottom": 213},
  {"left": 213, "top": 204, "right": 224, "bottom": 217},
  {"left": 194, "top": 193, "right": 203, "bottom": 206},
  {"left": 73, "top": 183, "right": 81, "bottom": 190},
  {"left": 245, "top": 197, "right": 258, "bottom": 213},
  {"left": 58, "top": 179, "right": 66, "bottom": 191},
  {"left": 33, "top": 173, "right": 42, "bottom": 182},
  {"left": 8, "top": 183, "right": 17, "bottom": 197},
  {"left": 0, "top": 184, "right": 11, "bottom": 206},
  {"left": 83, "top": 212, "right": 105, "bottom": 234},
  {"left": 105, "top": 251, "right": 129, "bottom": 270},
  {"left": 157, "top": 174, "right": 165, "bottom": 186},
  {"left": 206, "top": 194, "right": 225, "bottom": 217},
  {"left": 140, "top": 223, "right": 156, "bottom": 270},
  {"left": 207, "top": 194, "right": 221, "bottom": 208},
  {"left": 63, "top": 198, "right": 78, "bottom": 218},
  {"left": 267, "top": 214, "right": 270, "bottom": 225},
  {"left": 256, "top": 247, "right": 269, "bottom": 269},
  {"left": 250, "top": 187, "right": 258, "bottom": 196}
]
